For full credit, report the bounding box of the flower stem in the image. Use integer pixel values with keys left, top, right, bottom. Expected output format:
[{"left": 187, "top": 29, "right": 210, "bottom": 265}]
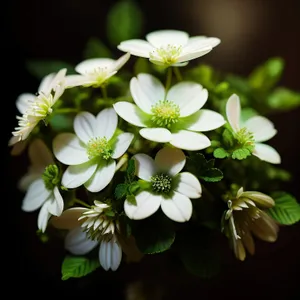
[
  {"left": 173, "top": 67, "right": 183, "bottom": 82},
  {"left": 165, "top": 67, "right": 173, "bottom": 93},
  {"left": 73, "top": 198, "right": 91, "bottom": 208},
  {"left": 55, "top": 108, "right": 79, "bottom": 114},
  {"left": 101, "top": 85, "right": 108, "bottom": 100}
]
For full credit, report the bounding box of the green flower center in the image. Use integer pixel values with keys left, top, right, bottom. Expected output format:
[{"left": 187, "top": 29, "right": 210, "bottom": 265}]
[
  {"left": 42, "top": 164, "right": 60, "bottom": 190},
  {"left": 150, "top": 44, "right": 182, "bottom": 65},
  {"left": 151, "top": 100, "right": 180, "bottom": 128},
  {"left": 86, "top": 137, "right": 113, "bottom": 160},
  {"left": 151, "top": 173, "right": 173, "bottom": 194},
  {"left": 235, "top": 127, "right": 255, "bottom": 149}
]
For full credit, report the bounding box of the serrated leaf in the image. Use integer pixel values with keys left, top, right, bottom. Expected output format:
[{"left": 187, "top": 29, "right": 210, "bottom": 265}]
[
  {"left": 115, "top": 183, "right": 129, "bottom": 200},
  {"left": 83, "top": 37, "right": 112, "bottom": 59},
  {"left": 232, "top": 148, "right": 251, "bottom": 160},
  {"left": 200, "top": 168, "right": 223, "bottom": 182},
  {"left": 61, "top": 256, "right": 99, "bottom": 280},
  {"left": 26, "top": 60, "right": 75, "bottom": 79},
  {"left": 213, "top": 148, "right": 229, "bottom": 159},
  {"left": 267, "top": 192, "right": 300, "bottom": 225}
]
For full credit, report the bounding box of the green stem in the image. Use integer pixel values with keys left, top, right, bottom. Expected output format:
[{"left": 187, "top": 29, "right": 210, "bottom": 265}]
[
  {"left": 165, "top": 67, "right": 173, "bottom": 94},
  {"left": 173, "top": 67, "right": 183, "bottom": 82},
  {"left": 101, "top": 85, "right": 108, "bottom": 100},
  {"left": 55, "top": 108, "right": 79, "bottom": 114},
  {"left": 74, "top": 198, "right": 91, "bottom": 208}
]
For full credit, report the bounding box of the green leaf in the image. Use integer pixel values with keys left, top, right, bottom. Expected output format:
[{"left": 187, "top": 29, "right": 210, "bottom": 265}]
[
  {"left": 232, "top": 148, "right": 251, "bottom": 160},
  {"left": 114, "top": 183, "right": 129, "bottom": 200},
  {"left": 185, "top": 64, "right": 215, "bottom": 89},
  {"left": 132, "top": 213, "right": 175, "bottom": 254},
  {"left": 226, "top": 74, "right": 252, "bottom": 95},
  {"left": 83, "top": 37, "right": 112, "bottom": 59},
  {"left": 248, "top": 57, "right": 284, "bottom": 91},
  {"left": 222, "top": 128, "right": 235, "bottom": 148},
  {"left": 267, "top": 87, "right": 300, "bottom": 111},
  {"left": 267, "top": 192, "right": 300, "bottom": 225},
  {"left": 240, "top": 107, "right": 259, "bottom": 123},
  {"left": 61, "top": 256, "right": 100, "bottom": 280},
  {"left": 213, "top": 148, "right": 229, "bottom": 159},
  {"left": 200, "top": 168, "right": 223, "bottom": 182},
  {"left": 106, "top": 0, "right": 144, "bottom": 46},
  {"left": 126, "top": 158, "right": 136, "bottom": 183},
  {"left": 26, "top": 59, "right": 75, "bottom": 79},
  {"left": 126, "top": 194, "right": 137, "bottom": 206}
]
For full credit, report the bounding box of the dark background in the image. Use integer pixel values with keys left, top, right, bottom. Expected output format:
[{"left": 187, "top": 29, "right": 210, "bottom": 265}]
[{"left": 5, "top": 0, "right": 300, "bottom": 298}]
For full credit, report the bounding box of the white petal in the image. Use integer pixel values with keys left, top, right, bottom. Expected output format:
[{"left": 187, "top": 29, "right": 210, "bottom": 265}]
[
  {"left": 94, "top": 108, "right": 118, "bottom": 140},
  {"left": 53, "top": 133, "right": 89, "bottom": 165},
  {"left": 65, "top": 75, "right": 96, "bottom": 88},
  {"left": 226, "top": 94, "right": 241, "bottom": 132},
  {"left": 113, "top": 52, "right": 131, "bottom": 71},
  {"left": 22, "top": 179, "right": 51, "bottom": 212},
  {"left": 111, "top": 133, "right": 134, "bottom": 159},
  {"left": 253, "top": 143, "right": 281, "bottom": 164},
  {"left": 65, "top": 226, "right": 98, "bottom": 255},
  {"left": 62, "top": 161, "right": 98, "bottom": 189},
  {"left": 51, "top": 208, "right": 87, "bottom": 229},
  {"left": 84, "top": 160, "right": 116, "bottom": 192},
  {"left": 113, "top": 102, "right": 148, "bottom": 127},
  {"left": 124, "top": 191, "right": 162, "bottom": 220},
  {"left": 155, "top": 146, "right": 186, "bottom": 176},
  {"left": 117, "top": 40, "right": 153, "bottom": 58},
  {"left": 139, "top": 127, "right": 172, "bottom": 143},
  {"left": 174, "top": 172, "right": 202, "bottom": 199},
  {"left": 47, "top": 186, "right": 64, "bottom": 216},
  {"left": 99, "top": 240, "right": 122, "bottom": 271},
  {"left": 74, "top": 111, "right": 96, "bottom": 144},
  {"left": 75, "top": 58, "right": 115, "bottom": 74},
  {"left": 184, "top": 109, "right": 226, "bottom": 132},
  {"left": 170, "top": 130, "right": 211, "bottom": 151},
  {"left": 146, "top": 30, "right": 189, "bottom": 47},
  {"left": 38, "top": 73, "right": 55, "bottom": 94},
  {"left": 245, "top": 116, "right": 277, "bottom": 142},
  {"left": 18, "top": 173, "right": 41, "bottom": 192},
  {"left": 29, "top": 138, "right": 54, "bottom": 167},
  {"left": 132, "top": 154, "right": 156, "bottom": 181},
  {"left": 16, "top": 93, "right": 35, "bottom": 114},
  {"left": 167, "top": 82, "right": 208, "bottom": 117},
  {"left": 183, "top": 36, "right": 221, "bottom": 52},
  {"left": 37, "top": 202, "right": 52, "bottom": 232},
  {"left": 161, "top": 191, "right": 192, "bottom": 222},
  {"left": 177, "top": 47, "right": 212, "bottom": 63}
]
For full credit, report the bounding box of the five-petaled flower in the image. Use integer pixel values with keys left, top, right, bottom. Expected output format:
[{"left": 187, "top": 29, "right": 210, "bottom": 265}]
[
  {"left": 117, "top": 29, "right": 220, "bottom": 67},
  {"left": 53, "top": 108, "right": 134, "bottom": 192},
  {"left": 226, "top": 94, "right": 281, "bottom": 164},
  {"left": 114, "top": 73, "right": 225, "bottom": 150},
  {"left": 124, "top": 146, "right": 202, "bottom": 222}
]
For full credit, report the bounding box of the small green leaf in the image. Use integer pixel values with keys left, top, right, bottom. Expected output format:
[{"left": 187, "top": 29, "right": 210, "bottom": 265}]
[
  {"left": 213, "top": 148, "right": 229, "bottom": 159},
  {"left": 83, "top": 37, "right": 112, "bottom": 59},
  {"left": 232, "top": 148, "right": 251, "bottom": 160},
  {"left": 200, "top": 168, "right": 223, "bottom": 182},
  {"left": 26, "top": 60, "right": 75, "bottom": 79},
  {"left": 267, "top": 192, "right": 300, "bottom": 225},
  {"left": 127, "top": 194, "right": 137, "bottom": 206},
  {"left": 126, "top": 158, "right": 136, "bottom": 183},
  {"left": 222, "top": 129, "right": 235, "bottom": 148},
  {"left": 115, "top": 183, "right": 129, "bottom": 200},
  {"left": 61, "top": 256, "right": 100, "bottom": 280},
  {"left": 267, "top": 87, "right": 300, "bottom": 111}
]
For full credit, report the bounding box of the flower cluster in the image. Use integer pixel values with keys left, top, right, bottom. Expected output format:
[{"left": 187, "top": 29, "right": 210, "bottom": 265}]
[{"left": 9, "top": 29, "right": 300, "bottom": 279}]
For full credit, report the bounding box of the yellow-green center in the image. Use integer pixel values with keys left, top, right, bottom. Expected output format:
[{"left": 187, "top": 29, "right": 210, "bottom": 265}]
[
  {"left": 151, "top": 100, "right": 180, "bottom": 128},
  {"left": 151, "top": 173, "right": 173, "bottom": 194},
  {"left": 42, "top": 164, "right": 60, "bottom": 190},
  {"left": 150, "top": 44, "right": 183, "bottom": 65},
  {"left": 86, "top": 137, "right": 113, "bottom": 160},
  {"left": 235, "top": 127, "right": 255, "bottom": 150}
]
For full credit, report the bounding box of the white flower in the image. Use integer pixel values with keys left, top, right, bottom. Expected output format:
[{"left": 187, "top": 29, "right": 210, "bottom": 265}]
[
  {"left": 124, "top": 147, "right": 202, "bottom": 222},
  {"left": 226, "top": 94, "right": 281, "bottom": 164},
  {"left": 10, "top": 68, "right": 67, "bottom": 145},
  {"left": 117, "top": 29, "right": 220, "bottom": 67},
  {"left": 53, "top": 108, "right": 134, "bottom": 192},
  {"left": 65, "top": 53, "right": 130, "bottom": 88},
  {"left": 113, "top": 73, "right": 225, "bottom": 150},
  {"left": 51, "top": 201, "right": 122, "bottom": 271},
  {"left": 21, "top": 139, "right": 64, "bottom": 232}
]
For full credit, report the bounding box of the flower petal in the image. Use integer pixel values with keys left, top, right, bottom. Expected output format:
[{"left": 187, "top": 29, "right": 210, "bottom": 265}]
[
  {"left": 155, "top": 146, "right": 186, "bottom": 176},
  {"left": 29, "top": 138, "right": 54, "bottom": 167},
  {"left": 74, "top": 111, "right": 96, "bottom": 144},
  {"left": 75, "top": 58, "right": 115, "bottom": 74},
  {"left": 184, "top": 36, "right": 221, "bottom": 51},
  {"left": 113, "top": 52, "right": 131, "bottom": 71},
  {"left": 47, "top": 186, "right": 64, "bottom": 216},
  {"left": 132, "top": 154, "right": 156, "bottom": 181},
  {"left": 174, "top": 172, "right": 202, "bottom": 199},
  {"left": 245, "top": 116, "right": 277, "bottom": 142},
  {"left": 167, "top": 82, "right": 208, "bottom": 117},
  {"left": 177, "top": 47, "right": 212, "bottom": 63},
  {"left": 65, "top": 226, "right": 98, "bottom": 255},
  {"left": 160, "top": 191, "right": 192, "bottom": 222},
  {"left": 22, "top": 179, "right": 51, "bottom": 212},
  {"left": 94, "top": 108, "right": 118, "bottom": 140},
  {"left": 16, "top": 93, "right": 35, "bottom": 114},
  {"left": 124, "top": 191, "right": 162, "bottom": 220},
  {"left": 62, "top": 161, "right": 98, "bottom": 189},
  {"left": 226, "top": 94, "right": 241, "bottom": 132},
  {"left": 84, "top": 160, "right": 116, "bottom": 192},
  {"left": 111, "top": 132, "right": 134, "bottom": 159},
  {"left": 184, "top": 109, "right": 225, "bottom": 132},
  {"left": 146, "top": 30, "right": 189, "bottom": 47},
  {"left": 65, "top": 75, "right": 96, "bottom": 88},
  {"left": 37, "top": 202, "right": 52, "bottom": 232},
  {"left": 53, "top": 133, "right": 88, "bottom": 165},
  {"left": 253, "top": 143, "right": 281, "bottom": 164},
  {"left": 170, "top": 130, "right": 211, "bottom": 150},
  {"left": 117, "top": 40, "right": 153, "bottom": 58},
  {"left": 38, "top": 73, "right": 55, "bottom": 94},
  {"left": 51, "top": 207, "right": 87, "bottom": 229},
  {"left": 130, "top": 74, "right": 165, "bottom": 113},
  {"left": 99, "top": 239, "right": 122, "bottom": 271},
  {"left": 113, "top": 102, "right": 148, "bottom": 127},
  {"left": 139, "top": 127, "right": 172, "bottom": 143}
]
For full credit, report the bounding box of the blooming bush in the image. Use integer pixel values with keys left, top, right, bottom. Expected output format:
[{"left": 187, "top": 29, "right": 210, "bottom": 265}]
[{"left": 9, "top": 2, "right": 300, "bottom": 281}]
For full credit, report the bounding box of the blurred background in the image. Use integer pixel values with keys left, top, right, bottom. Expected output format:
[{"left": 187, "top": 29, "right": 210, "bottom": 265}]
[{"left": 5, "top": 0, "right": 300, "bottom": 298}]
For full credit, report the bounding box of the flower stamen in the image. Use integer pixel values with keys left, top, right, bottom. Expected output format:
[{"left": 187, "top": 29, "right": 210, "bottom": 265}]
[
  {"left": 151, "top": 173, "right": 173, "bottom": 194},
  {"left": 151, "top": 100, "right": 180, "bottom": 128},
  {"left": 86, "top": 137, "right": 113, "bottom": 160}
]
